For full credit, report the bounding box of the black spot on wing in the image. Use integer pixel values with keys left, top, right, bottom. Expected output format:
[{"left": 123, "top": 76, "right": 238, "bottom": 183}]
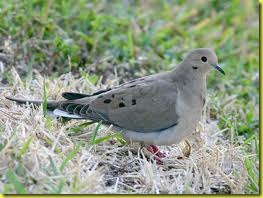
[
  {"left": 104, "top": 99, "right": 111, "bottom": 104},
  {"left": 119, "top": 102, "right": 125, "bottom": 108},
  {"left": 128, "top": 80, "right": 136, "bottom": 83},
  {"left": 132, "top": 99, "right": 136, "bottom": 105},
  {"left": 129, "top": 85, "right": 136, "bottom": 88}
]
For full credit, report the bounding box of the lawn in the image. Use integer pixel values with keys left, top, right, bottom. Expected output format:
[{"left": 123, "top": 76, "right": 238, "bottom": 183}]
[{"left": 0, "top": 0, "right": 259, "bottom": 194}]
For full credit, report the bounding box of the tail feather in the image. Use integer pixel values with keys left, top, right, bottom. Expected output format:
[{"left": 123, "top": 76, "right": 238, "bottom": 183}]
[
  {"left": 62, "top": 92, "right": 90, "bottom": 100},
  {"left": 5, "top": 96, "right": 59, "bottom": 110},
  {"left": 53, "top": 109, "right": 84, "bottom": 119}
]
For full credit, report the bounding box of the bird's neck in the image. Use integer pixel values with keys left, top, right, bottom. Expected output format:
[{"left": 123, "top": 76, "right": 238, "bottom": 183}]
[
  {"left": 170, "top": 63, "right": 207, "bottom": 119},
  {"left": 171, "top": 63, "right": 207, "bottom": 90},
  {"left": 170, "top": 63, "right": 207, "bottom": 111}
]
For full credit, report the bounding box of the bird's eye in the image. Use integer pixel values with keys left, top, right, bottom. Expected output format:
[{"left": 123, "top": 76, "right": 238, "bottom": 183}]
[{"left": 201, "top": 56, "right": 207, "bottom": 62}]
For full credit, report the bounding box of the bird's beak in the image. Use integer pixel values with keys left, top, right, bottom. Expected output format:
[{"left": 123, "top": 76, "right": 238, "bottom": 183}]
[{"left": 212, "top": 64, "right": 225, "bottom": 75}]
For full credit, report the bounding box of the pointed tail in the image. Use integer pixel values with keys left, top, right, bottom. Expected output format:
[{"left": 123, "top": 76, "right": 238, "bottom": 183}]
[{"left": 5, "top": 96, "right": 60, "bottom": 110}]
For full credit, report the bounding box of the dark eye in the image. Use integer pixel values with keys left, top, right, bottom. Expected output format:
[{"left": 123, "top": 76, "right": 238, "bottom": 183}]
[{"left": 201, "top": 56, "right": 207, "bottom": 62}]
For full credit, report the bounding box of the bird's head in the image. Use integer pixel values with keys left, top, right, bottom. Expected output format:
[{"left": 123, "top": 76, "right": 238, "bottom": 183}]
[{"left": 183, "top": 48, "right": 225, "bottom": 75}]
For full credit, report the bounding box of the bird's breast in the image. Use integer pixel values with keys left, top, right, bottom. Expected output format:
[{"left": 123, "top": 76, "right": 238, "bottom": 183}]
[{"left": 176, "top": 86, "right": 205, "bottom": 123}]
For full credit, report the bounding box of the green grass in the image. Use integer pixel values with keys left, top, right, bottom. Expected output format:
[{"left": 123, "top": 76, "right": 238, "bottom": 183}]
[
  {"left": 59, "top": 144, "right": 81, "bottom": 172},
  {"left": 91, "top": 121, "right": 102, "bottom": 145},
  {"left": 5, "top": 169, "right": 27, "bottom": 194},
  {"left": 18, "top": 136, "right": 33, "bottom": 159},
  {"left": 0, "top": 0, "right": 259, "bottom": 194}
]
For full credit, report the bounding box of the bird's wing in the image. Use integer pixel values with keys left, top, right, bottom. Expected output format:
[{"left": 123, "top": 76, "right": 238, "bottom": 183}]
[
  {"left": 56, "top": 73, "right": 179, "bottom": 132},
  {"left": 62, "top": 87, "right": 112, "bottom": 100}
]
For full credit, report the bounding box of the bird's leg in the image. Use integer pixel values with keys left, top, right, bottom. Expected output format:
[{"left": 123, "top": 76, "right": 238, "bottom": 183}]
[
  {"left": 146, "top": 144, "right": 166, "bottom": 164},
  {"left": 147, "top": 145, "right": 166, "bottom": 158}
]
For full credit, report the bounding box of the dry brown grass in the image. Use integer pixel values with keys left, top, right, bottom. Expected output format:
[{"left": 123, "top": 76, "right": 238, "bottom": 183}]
[{"left": 0, "top": 68, "right": 248, "bottom": 194}]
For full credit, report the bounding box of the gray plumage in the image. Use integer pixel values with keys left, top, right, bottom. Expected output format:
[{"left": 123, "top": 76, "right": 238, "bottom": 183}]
[{"left": 6, "top": 48, "right": 225, "bottom": 145}]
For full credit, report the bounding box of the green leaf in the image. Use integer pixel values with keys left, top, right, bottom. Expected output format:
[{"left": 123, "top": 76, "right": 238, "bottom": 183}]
[
  {"left": 114, "top": 132, "right": 127, "bottom": 145},
  {"left": 68, "top": 121, "right": 95, "bottom": 133},
  {"left": 243, "top": 133, "right": 257, "bottom": 146},
  {"left": 6, "top": 169, "right": 27, "bottom": 194},
  {"left": 93, "top": 132, "right": 126, "bottom": 145},
  {"left": 43, "top": 137, "right": 61, "bottom": 154},
  {"left": 45, "top": 116, "right": 53, "bottom": 130},
  {"left": 91, "top": 121, "right": 102, "bottom": 145},
  {"left": 75, "top": 31, "right": 94, "bottom": 46},
  {"left": 19, "top": 136, "right": 33, "bottom": 158},
  {"left": 93, "top": 134, "right": 113, "bottom": 144},
  {"left": 244, "top": 157, "right": 258, "bottom": 192},
  {"left": 87, "top": 74, "right": 99, "bottom": 85},
  {"left": 59, "top": 144, "right": 81, "bottom": 172},
  {"left": 3, "top": 183, "right": 14, "bottom": 194}
]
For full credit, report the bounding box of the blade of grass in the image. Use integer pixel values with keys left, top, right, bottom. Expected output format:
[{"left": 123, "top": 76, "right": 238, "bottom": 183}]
[
  {"left": 87, "top": 74, "right": 99, "bottom": 85},
  {"left": 68, "top": 121, "right": 95, "bottom": 133},
  {"left": 19, "top": 136, "right": 33, "bottom": 158},
  {"left": 3, "top": 183, "right": 13, "bottom": 194},
  {"left": 243, "top": 133, "right": 257, "bottom": 146},
  {"left": 48, "top": 155, "right": 58, "bottom": 176},
  {"left": 45, "top": 116, "right": 53, "bottom": 130},
  {"left": 44, "top": 136, "right": 61, "bottom": 154},
  {"left": 244, "top": 157, "right": 258, "bottom": 192},
  {"left": 47, "top": 178, "right": 64, "bottom": 194},
  {"left": 59, "top": 144, "right": 81, "bottom": 172},
  {"left": 91, "top": 121, "right": 102, "bottom": 145},
  {"left": 93, "top": 132, "right": 126, "bottom": 145},
  {"left": 52, "top": 179, "right": 65, "bottom": 194},
  {"left": 93, "top": 134, "right": 114, "bottom": 144},
  {"left": 114, "top": 132, "right": 127, "bottom": 145},
  {"left": 6, "top": 169, "right": 27, "bottom": 194}
]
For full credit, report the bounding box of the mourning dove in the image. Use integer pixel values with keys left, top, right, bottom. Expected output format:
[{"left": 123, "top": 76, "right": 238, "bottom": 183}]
[{"left": 6, "top": 48, "right": 225, "bottom": 160}]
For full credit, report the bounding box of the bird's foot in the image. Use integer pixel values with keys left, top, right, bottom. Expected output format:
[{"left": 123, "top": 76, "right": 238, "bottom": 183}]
[
  {"left": 177, "top": 139, "right": 191, "bottom": 159},
  {"left": 146, "top": 144, "right": 166, "bottom": 164}
]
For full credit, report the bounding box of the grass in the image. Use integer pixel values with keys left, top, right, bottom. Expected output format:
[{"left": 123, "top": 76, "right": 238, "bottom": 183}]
[
  {"left": 5, "top": 169, "right": 27, "bottom": 194},
  {"left": 0, "top": 0, "right": 259, "bottom": 194},
  {"left": 59, "top": 144, "right": 81, "bottom": 172}
]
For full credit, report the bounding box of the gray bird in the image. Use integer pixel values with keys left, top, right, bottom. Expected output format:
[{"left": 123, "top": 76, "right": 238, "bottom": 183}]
[{"left": 6, "top": 48, "right": 225, "bottom": 160}]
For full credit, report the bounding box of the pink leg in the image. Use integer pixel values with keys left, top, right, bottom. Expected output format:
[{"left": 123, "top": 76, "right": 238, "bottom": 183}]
[{"left": 146, "top": 144, "right": 166, "bottom": 164}]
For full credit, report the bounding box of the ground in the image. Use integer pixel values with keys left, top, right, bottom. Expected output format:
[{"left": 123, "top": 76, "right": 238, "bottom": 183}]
[{"left": 0, "top": 0, "right": 259, "bottom": 194}]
